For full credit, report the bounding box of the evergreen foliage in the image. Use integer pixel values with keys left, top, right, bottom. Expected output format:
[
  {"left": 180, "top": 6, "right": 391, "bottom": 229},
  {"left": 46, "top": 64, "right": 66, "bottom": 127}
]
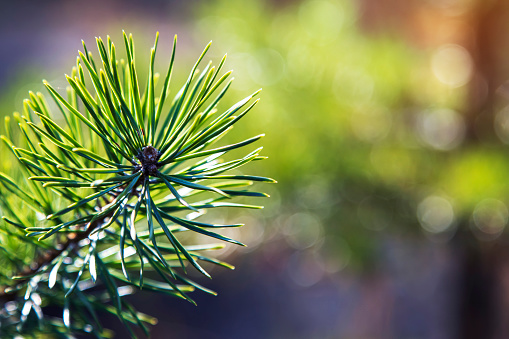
[{"left": 0, "top": 31, "right": 272, "bottom": 337}]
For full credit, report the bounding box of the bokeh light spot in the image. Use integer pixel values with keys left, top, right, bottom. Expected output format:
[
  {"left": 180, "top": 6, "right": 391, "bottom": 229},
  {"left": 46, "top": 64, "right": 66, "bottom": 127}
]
[
  {"left": 494, "top": 105, "right": 509, "bottom": 144},
  {"left": 472, "top": 198, "right": 508, "bottom": 240},
  {"left": 284, "top": 212, "right": 323, "bottom": 250},
  {"left": 417, "top": 196, "right": 455, "bottom": 234},
  {"left": 417, "top": 108, "right": 465, "bottom": 150},
  {"left": 431, "top": 44, "right": 473, "bottom": 88}
]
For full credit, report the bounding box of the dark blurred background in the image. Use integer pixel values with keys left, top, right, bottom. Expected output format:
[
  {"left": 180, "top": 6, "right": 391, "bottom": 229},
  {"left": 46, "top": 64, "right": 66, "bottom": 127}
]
[{"left": 3, "top": 0, "right": 509, "bottom": 338}]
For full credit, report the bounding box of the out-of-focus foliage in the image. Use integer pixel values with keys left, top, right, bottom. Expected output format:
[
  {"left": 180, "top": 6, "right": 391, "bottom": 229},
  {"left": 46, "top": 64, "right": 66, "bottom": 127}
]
[{"left": 192, "top": 0, "right": 509, "bottom": 268}]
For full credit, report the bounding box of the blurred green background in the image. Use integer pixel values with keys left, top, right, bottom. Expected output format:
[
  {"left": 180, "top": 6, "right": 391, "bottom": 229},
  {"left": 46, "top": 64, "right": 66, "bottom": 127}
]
[{"left": 3, "top": 0, "right": 509, "bottom": 337}]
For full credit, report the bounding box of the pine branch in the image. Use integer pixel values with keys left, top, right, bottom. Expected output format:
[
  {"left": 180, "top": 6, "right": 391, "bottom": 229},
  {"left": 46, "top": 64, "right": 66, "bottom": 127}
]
[
  {"left": 0, "top": 31, "right": 273, "bottom": 338},
  {"left": 1, "top": 199, "right": 116, "bottom": 295}
]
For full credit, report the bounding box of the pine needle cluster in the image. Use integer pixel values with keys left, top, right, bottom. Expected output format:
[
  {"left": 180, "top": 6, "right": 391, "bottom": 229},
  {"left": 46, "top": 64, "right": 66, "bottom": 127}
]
[{"left": 0, "top": 31, "right": 272, "bottom": 338}]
